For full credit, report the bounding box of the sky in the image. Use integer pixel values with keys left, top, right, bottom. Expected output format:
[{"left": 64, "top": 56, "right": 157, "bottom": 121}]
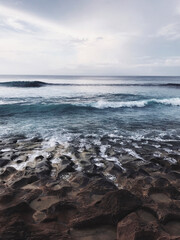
[{"left": 0, "top": 0, "right": 180, "bottom": 75}]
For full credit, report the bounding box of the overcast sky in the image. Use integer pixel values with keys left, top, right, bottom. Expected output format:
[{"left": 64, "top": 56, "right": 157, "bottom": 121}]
[{"left": 0, "top": 0, "right": 180, "bottom": 75}]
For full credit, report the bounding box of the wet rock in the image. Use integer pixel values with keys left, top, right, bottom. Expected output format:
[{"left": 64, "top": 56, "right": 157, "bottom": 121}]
[
  {"left": 0, "top": 166, "right": 16, "bottom": 178},
  {"left": 12, "top": 175, "right": 39, "bottom": 189},
  {"left": 82, "top": 177, "right": 117, "bottom": 195},
  {"left": 0, "top": 218, "right": 29, "bottom": 240},
  {"left": 33, "top": 211, "right": 47, "bottom": 223},
  {"left": 117, "top": 212, "right": 170, "bottom": 240},
  {"left": 46, "top": 200, "right": 77, "bottom": 214},
  {"left": 30, "top": 195, "right": 60, "bottom": 211},
  {"left": 148, "top": 186, "right": 180, "bottom": 201},
  {"left": 20, "top": 189, "right": 42, "bottom": 203},
  {"left": 3, "top": 201, "right": 34, "bottom": 216},
  {"left": 35, "top": 160, "right": 52, "bottom": 176},
  {"left": 154, "top": 177, "right": 170, "bottom": 188},
  {"left": 72, "top": 189, "right": 141, "bottom": 228},
  {"left": 163, "top": 220, "right": 180, "bottom": 236},
  {"left": 0, "top": 190, "right": 15, "bottom": 204},
  {"left": 168, "top": 171, "right": 180, "bottom": 180},
  {"left": 16, "top": 159, "right": 23, "bottom": 164},
  {"left": 150, "top": 192, "right": 172, "bottom": 204},
  {"left": 60, "top": 155, "right": 72, "bottom": 164},
  {"left": 71, "top": 173, "right": 89, "bottom": 187},
  {"left": 55, "top": 186, "right": 72, "bottom": 197},
  {"left": 150, "top": 157, "right": 171, "bottom": 167},
  {"left": 110, "top": 164, "right": 124, "bottom": 174},
  {"left": 0, "top": 159, "right": 10, "bottom": 167},
  {"left": 70, "top": 225, "right": 116, "bottom": 240},
  {"left": 0, "top": 137, "right": 179, "bottom": 239},
  {"left": 58, "top": 163, "right": 75, "bottom": 177},
  {"left": 35, "top": 155, "right": 44, "bottom": 161}
]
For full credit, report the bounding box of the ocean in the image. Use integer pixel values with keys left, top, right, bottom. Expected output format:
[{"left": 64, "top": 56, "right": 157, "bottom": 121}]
[{"left": 0, "top": 75, "right": 180, "bottom": 161}]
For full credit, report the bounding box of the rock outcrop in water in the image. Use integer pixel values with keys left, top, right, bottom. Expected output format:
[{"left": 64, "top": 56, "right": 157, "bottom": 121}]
[{"left": 0, "top": 136, "right": 180, "bottom": 239}]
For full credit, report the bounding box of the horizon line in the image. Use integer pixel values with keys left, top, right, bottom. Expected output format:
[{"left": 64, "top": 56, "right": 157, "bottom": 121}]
[{"left": 0, "top": 74, "right": 180, "bottom": 77}]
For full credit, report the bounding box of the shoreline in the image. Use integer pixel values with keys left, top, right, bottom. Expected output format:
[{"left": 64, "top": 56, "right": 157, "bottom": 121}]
[{"left": 0, "top": 136, "right": 180, "bottom": 239}]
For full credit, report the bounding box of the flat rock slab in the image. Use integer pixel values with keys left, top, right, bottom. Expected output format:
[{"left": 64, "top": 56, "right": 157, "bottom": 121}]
[
  {"left": 117, "top": 212, "right": 171, "bottom": 240},
  {"left": 30, "top": 196, "right": 60, "bottom": 211},
  {"left": 70, "top": 226, "right": 116, "bottom": 240},
  {"left": 150, "top": 193, "right": 172, "bottom": 204},
  {"left": 164, "top": 220, "right": 180, "bottom": 236}
]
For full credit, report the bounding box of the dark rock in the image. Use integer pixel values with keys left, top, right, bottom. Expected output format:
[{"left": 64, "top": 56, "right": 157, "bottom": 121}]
[
  {"left": 111, "top": 164, "right": 123, "bottom": 173},
  {"left": 83, "top": 177, "right": 117, "bottom": 195},
  {"left": 0, "top": 159, "right": 10, "bottom": 167},
  {"left": 71, "top": 173, "right": 89, "bottom": 187},
  {"left": 154, "top": 178, "right": 170, "bottom": 188},
  {"left": 72, "top": 189, "right": 142, "bottom": 228},
  {"left": 35, "top": 160, "right": 52, "bottom": 176},
  {"left": 16, "top": 160, "right": 23, "bottom": 164},
  {"left": 84, "top": 171, "right": 104, "bottom": 178},
  {"left": 3, "top": 201, "right": 34, "bottom": 215},
  {"left": 149, "top": 186, "right": 180, "bottom": 200},
  {"left": 0, "top": 191, "right": 15, "bottom": 204},
  {"left": 168, "top": 171, "right": 180, "bottom": 180},
  {"left": 58, "top": 163, "right": 75, "bottom": 177},
  {"left": 0, "top": 218, "right": 29, "bottom": 240},
  {"left": 12, "top": 175, "right": 39, "bottom": 189},
  {"left": 60, "top": 155, "right": 72, "bottom": 164},
  {"left": 47, "top": 200, "right": 77, "bottom": 213},
  {"left": 117, "top": 212, "right": 170, "bottom": 240},
  {"left": 150, "top": 157, "right": 171, "bottom": 167},
  {"left": 35, "top": 155, "right": 44, "bottom": 161},
  {"left": 0, "top": 166, "right": 16, "bottom": 178}
]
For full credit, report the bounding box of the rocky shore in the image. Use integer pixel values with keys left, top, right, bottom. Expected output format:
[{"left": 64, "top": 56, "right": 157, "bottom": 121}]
[{"left": 0, "top": 136, "right": 180, "bottom": 240}]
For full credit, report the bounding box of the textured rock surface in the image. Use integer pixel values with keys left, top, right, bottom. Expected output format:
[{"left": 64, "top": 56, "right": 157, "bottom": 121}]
[{"left": 0, "top": 137, "right": 179, "bottom": 239}]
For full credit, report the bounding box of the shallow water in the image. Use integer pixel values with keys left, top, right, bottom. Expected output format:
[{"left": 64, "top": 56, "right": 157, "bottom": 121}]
[{"left": 0, "top": 75, "right": 180, "bottom": 157}]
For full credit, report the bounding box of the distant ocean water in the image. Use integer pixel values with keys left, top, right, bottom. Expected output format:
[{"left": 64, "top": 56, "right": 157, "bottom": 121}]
[{"left": 0, "top": 75, "right": 180, "bottom": 157}]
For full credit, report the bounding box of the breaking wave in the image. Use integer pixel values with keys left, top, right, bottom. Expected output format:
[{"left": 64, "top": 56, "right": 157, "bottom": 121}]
[
  {"left": 0, "top": 98, "right": 179, "bottom": 117},
  {"left": 76, "top": 98, "right": 180, "bottom": 109},
  {"left": 0, "top": 81, "right": 49, "bottom": 88},
  {"left": 0, "top": 81, "right": 180, "bottom": 88}
]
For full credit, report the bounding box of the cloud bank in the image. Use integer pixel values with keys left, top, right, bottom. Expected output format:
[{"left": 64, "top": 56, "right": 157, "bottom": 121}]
[{"left": 0, "top": 0, "right": 180, "bottom": 75}]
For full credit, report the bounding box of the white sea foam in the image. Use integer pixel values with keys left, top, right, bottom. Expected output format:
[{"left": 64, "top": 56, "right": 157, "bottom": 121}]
[
  {"left": 90, "top": 100, "right": 147, "bottom": 109},
  {"left": 51, "top": 158, "right": 61, "bottom": 164},
  {"left": 0, "top": 100, "right": 25, "bottom": 105},
  {"left": 0, "top": 97, "right": 180, "bottom": 108},
  {"left": 155, "top": 98, "right": 180, "bottom": 106},
  {"left": 124, "top": 148, "right": 144, "bottom": 160},
  {"left": 164, "top": 157, "right": 177, "bottom": 164},
  {"left": 95, "top": 162, "right": 105, "bottom": 168},
  {"left": 1, "top": 148, "right": 12, "bottom": 152},
  {"left": 7, "top": 150, "right": 49, "bottom": 171},
  {"left": 75, "top": 98, "right": 180, "bottom": 109},
  {"left": 153, "top": 152, "right": 161, "bottom": 157},
  {"left": 100, "top": 145, "right": 109, "bottom": 158}
]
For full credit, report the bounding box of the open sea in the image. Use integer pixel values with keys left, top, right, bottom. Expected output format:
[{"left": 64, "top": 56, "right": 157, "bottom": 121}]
[{"left": 0, "top": 75, "right": 180, "bottom": 161}]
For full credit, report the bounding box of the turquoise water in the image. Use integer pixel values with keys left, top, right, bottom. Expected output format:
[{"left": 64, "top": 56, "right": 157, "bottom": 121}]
[{"left": 0, "top": 75, "right": 180, "bottom": 148}]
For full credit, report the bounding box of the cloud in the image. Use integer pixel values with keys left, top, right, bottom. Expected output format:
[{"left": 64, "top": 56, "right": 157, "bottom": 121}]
[
  {"left": 0, "top": 4, "right": 72, "bottom": 36},
  {"left": 157, "top": 23, "right": 180, "bottom": 40},
  {"left": 133, "top": 56, "right": 180, "bottom": 68},
  {"left": 0, "top": 1, "right": 180, "bottom": 75},
  {"left": 0, "top": 3, "right": 139, "bottom": 74}
]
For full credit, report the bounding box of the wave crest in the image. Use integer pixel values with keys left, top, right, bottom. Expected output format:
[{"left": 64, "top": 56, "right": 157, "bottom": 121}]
[
  {"left": 0, "top": 81, "right": 180, "bottom": 88},
  {"left": 0, "top": 81, "right": 48, "bottom": 88},
  {"left": 0, "top": 98, "right": 180, "bottom": 111},
  {"left": 76, "top": 98, "right": 180, "bottom": 109}
]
